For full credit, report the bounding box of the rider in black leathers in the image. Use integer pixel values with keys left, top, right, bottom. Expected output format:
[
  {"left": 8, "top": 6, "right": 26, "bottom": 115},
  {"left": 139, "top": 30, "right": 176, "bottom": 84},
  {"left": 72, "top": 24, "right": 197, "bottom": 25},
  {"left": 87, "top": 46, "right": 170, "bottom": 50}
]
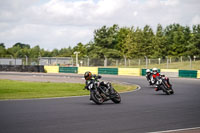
[
  {"left": 146, "top": 69, "right": 153, "bottom": 85},
  {"left": 84, "top": 71, "right": 114, "bottom": 98}
]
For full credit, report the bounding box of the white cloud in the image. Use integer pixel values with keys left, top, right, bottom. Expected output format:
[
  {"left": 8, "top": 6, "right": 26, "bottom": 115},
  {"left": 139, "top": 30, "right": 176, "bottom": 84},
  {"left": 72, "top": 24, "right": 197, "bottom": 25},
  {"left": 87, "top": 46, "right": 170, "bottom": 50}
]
[
  {"left": 0, "top": 0, "right": 200, "bottom": 49},
  {"left": 191, "top": 15, "right": 200, "bottom": 25},
  {"left": 161, "top": 0, "right": 179, "bottom": 6}
]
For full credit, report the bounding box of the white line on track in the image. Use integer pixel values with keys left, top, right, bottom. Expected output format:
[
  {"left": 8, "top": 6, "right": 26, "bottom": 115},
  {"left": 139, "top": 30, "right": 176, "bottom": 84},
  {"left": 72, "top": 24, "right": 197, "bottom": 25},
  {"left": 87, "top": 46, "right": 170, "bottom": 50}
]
[{"left": 149, "top": 127, "right": 200, "bottom": 133}]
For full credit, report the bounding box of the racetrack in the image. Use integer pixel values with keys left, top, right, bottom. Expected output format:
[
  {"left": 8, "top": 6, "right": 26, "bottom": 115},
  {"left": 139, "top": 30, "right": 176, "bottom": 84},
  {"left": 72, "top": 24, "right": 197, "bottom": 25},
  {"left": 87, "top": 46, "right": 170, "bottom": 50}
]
[{"left": 0, "top": 72, "right": 200, "bottom": 133}]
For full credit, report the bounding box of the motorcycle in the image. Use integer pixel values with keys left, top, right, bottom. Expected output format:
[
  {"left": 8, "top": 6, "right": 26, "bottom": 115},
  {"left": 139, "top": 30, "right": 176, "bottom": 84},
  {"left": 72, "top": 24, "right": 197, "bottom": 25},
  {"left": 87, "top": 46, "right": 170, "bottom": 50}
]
[
  {"left": 155, "top": 75, "right": 174, "bottom": 95},
  {"left": 84, "top": 75, "right": 121, "bottom": 104}
]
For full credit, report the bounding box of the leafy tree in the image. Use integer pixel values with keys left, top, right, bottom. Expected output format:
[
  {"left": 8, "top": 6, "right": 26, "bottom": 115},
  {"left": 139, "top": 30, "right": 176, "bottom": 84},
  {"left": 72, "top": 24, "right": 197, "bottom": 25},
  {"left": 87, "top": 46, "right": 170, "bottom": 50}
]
[
  {"left": 94, "top": 24, "right": 119, "bottom": 49},
  {"left": 142, "top": 25, "right": 154, "bottom": 58},
  {"left": 58, "top": 47, "right": 73, "bottom": 57},
  {"left": 30, "top": 45, "right": 40, "bottom": 58},
  {"left": 0, "top": 43, "right": 6, "bottom": 57},
  {"left": 51, "top": 49, "right": 59, "bottom": 57},
  {"left": 0, "top": 43, "right": 5, "bottom": 48},
  {"left": 73, "top": 42, "right": 87, "bottom": 57},
  {"left": 187, "top": 24, "right": 200, "bottom": 56},
  {"left": 13, "top": 42, "right": 30, "bottom": 49},
  {"left": 116, "top": 27, "right": 132, "bottom": 57},
  {"left": 153, "top": 24, "right": 167, "bottom": 58}
]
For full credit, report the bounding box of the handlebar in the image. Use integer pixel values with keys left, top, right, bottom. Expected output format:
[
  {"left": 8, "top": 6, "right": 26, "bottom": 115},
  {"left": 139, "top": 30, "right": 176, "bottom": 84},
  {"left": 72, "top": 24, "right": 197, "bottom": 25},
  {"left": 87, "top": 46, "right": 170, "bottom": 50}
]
[{"left": 93, "top": 74, "right": 102, "bottom": 79}]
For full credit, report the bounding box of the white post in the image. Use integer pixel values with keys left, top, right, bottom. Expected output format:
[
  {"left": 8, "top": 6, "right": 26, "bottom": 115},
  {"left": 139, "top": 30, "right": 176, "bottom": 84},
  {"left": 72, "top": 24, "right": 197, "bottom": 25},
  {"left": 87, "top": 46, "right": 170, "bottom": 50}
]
[
  {"left": 188, "top": 56, "right": 192, "bottom": 69},
  {"left": 80, "top": 60, "right": 83, "bottom": 67},
  {"left": 158, "top": 58, "right": 161, "bottom": 65},
  {"left": 166, "top": 56, "right": 168, "bottom": 69},
  {"left": 74, "top": 52, "right": 80, "bottom": 67},
  {"left": 145, "top": 56, "right": 148, "bottom": 69},
  {"left": 25, "top": 55, "right": 28, "bottom": 65},
  {"left": 124, "top": 55, "right": 127, "bottom": 67},
  {"left": 104, "top": 57, "right": 107, "bottom": 67},
  {"left": 87, "top": 57, "right": 90, "bottom": 66},
  {"left": 10, "top": 55, "right": 13, "bottom": 65},
  {"left": 194, "top": 56, "right": 196, "bottom": 62}
]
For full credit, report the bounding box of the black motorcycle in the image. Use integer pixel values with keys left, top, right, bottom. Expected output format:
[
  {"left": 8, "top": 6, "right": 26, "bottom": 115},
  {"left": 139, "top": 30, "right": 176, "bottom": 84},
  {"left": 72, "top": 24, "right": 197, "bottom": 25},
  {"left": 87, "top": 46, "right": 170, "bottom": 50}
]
[
  {"left": 155, "top": 75, "right": 174, "bottom": 95},
  {"left": 84, "top": 75, "right": 121, "bottom": 104}
]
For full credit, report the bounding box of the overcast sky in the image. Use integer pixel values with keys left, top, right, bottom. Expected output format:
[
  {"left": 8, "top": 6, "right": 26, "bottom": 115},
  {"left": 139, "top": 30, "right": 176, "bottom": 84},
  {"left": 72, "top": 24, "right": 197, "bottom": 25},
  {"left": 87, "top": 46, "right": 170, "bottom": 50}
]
[{"left": 0, "top": 0, "right": 200, "bottom": 50}]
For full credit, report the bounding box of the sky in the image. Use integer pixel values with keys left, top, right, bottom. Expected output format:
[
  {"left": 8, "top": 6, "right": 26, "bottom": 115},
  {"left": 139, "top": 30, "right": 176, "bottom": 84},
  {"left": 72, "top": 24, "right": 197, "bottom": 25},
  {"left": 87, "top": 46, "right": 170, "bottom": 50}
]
[{"left": 0, "top": 0, "right": 200, "bottom": 50}]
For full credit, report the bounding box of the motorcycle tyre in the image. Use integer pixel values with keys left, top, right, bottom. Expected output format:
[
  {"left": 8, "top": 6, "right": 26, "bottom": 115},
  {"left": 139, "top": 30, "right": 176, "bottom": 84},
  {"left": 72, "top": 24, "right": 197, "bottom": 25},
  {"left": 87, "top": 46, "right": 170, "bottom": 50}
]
[
  {"left": 90, "top": 92, "right": 104, "bottom": 105},
  {"left": 169, "top": 89, "right": 174, "bottom": 95},
  {"left": 166, "top": 90, "right": 171, "bottom": 95},
  {"left": 161, "top": 85, "right": 170, "bottom": 95},
  {"left": 110, "top": 89, "right": 121, "bottom": 104}
]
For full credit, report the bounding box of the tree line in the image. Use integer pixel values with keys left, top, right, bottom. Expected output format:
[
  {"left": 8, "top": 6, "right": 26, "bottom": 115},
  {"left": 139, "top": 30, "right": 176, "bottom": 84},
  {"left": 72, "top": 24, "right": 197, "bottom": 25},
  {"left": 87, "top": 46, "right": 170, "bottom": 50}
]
[{"left": 0, "top": 23, "right": 200, "bottom": 59}]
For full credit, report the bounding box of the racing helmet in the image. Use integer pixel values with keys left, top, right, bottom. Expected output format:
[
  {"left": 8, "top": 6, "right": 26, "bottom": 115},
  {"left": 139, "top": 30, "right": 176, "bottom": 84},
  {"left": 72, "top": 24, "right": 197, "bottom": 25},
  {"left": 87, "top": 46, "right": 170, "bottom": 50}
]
[
  {"left": 152, "top": 68, "right": 158, "bottom": 74},
  {"left": 146, "top": 69, "right": 151, "bottom": 73},
  {"left": 84, "top": 71, "right": 92, "bottom": 80}
]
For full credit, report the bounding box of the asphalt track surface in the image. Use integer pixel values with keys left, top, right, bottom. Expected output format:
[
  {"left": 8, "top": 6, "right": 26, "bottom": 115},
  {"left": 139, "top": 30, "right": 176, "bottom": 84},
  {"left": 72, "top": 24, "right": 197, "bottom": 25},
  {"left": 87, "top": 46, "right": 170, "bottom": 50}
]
[{"left": 0, "top": 73, "right": 200, "bottom": 133}]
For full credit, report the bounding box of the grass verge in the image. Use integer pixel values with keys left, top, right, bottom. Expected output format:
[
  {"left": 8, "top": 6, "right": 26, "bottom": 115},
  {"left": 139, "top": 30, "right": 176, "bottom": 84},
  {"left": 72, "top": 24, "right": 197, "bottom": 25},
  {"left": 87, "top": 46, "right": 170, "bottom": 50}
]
[{"left": 0, "top": 79, "right": 137, "bottom": 100}]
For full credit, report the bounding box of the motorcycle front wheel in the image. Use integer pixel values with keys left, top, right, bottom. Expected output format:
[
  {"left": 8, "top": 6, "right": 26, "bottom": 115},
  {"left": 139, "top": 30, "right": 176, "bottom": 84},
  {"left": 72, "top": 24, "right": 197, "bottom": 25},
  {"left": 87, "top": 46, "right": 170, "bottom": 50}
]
[
  {"left": 169, "top": 88, "right": 174, "bottom": 94},
  {"left": 110, "top": 89, "right": 121, "bottom": 104},
  {"left": 90, "top": 92, "right": 104, "bottom": 105}
]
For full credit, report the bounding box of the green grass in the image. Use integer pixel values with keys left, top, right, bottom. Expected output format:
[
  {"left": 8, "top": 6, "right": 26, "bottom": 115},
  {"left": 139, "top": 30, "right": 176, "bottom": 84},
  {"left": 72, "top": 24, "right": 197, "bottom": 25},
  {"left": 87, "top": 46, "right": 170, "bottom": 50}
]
[{"left": 0, "top": 80, "right": 137, "bottom": 100}]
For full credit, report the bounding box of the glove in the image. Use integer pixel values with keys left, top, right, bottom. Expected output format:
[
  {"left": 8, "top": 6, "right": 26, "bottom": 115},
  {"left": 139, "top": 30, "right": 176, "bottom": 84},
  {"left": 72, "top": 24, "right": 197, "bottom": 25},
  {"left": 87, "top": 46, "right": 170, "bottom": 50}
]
[{"left": 97, "top": 75, "right": 102, "bottom": 79}]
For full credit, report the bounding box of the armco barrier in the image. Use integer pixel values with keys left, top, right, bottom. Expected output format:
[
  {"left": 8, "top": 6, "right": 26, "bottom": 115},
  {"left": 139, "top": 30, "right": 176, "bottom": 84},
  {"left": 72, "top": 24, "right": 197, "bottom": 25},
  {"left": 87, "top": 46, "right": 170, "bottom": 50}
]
[
  {"left": 197, "top": 70, "right": 200, "bottom": 78},
  {"left": 160, "top": 69, "right": 179, "bottom": 78},
  {"left": 78, "top": 67, "right": 98, "bottom": 74},
  {"left": 118, "top": 68, "right": 140, "bottom": 76},
  {"left": 179, "top": 70, "right": 197, "bottom": 78},
  {"left": 44, "top": 66, "right": 59, "bottom": 73},
  {"left": 98, "top": 68, "right": 118, "bottom": 75},
  {"left": 141, "top": 69, "right": 147, "bottom": 76},
  {"left": 59, "top": 67, "right": 78, "bottom": 73},
  {"left": 0, "top": 65, "right": 44, "bottom": 72}
]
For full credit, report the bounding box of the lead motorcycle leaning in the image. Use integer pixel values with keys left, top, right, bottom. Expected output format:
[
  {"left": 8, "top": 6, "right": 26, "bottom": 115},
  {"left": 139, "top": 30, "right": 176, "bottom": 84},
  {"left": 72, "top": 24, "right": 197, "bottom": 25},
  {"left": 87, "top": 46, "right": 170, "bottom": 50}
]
[
  {"left": 155, "top": 75, "right": 174, "bottom": 95},
  {"left": 84, "top": 74, "right": 121, "bottom": 104}
]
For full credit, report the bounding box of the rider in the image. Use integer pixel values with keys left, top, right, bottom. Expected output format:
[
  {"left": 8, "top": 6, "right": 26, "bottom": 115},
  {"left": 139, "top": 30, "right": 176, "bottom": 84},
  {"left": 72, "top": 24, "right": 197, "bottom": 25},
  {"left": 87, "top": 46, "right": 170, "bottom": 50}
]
[
  {"left": 152, "top": 68, "right": 172, "bottom": 91},
  {"left": 152, "top": 68, "right": 160, "bottom": 91},
  {"left": 84, "top": 71, "right": 114, "bottom": 94},
  {"left": 146, "top": 69, "right": 153, "bottom": 85}
]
